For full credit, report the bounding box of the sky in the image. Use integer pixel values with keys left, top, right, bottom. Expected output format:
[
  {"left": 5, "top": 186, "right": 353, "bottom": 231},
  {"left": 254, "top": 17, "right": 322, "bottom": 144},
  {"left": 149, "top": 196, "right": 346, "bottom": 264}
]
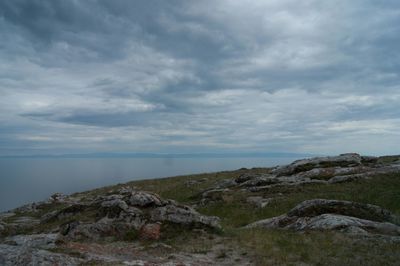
[{"left": 0, "top": 0, "right": 399, "bottom": 156}]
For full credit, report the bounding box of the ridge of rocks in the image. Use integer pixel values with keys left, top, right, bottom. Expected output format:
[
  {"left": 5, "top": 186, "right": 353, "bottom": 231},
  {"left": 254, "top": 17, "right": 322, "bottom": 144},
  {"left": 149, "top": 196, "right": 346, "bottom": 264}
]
[{"left": 197, "top": 153, "right": 400, "bottom": 204}]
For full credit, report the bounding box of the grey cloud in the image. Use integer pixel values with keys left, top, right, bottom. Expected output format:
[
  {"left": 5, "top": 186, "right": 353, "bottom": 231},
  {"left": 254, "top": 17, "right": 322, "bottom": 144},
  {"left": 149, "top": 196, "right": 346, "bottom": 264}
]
[{"left": 0, "top": 0, "right": 399, "bottom": 156}]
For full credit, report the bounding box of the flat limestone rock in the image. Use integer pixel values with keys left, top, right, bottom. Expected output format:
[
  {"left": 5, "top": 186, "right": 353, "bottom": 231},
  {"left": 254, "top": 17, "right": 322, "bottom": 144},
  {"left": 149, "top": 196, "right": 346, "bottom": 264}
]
[
  {"left": 0, "top": 245, "right": 83, "bottom": 266},
  {"left": 287, "top": 199, "right": 396, "bottom": 223},
  {"left": 0, "top": 234, "right": 82, "bottom": 266},
  {"left": 272, "top": 153, "right": 362, "bottom": 176},
  {"left": 150, "top": 204, "right": 221, "bottom": 229},
  {"left": 328, "top": 166, "right": 400, "bottom": 184},
  {"left": 245, "top": 199, "right": 400, "bottom": 236}
]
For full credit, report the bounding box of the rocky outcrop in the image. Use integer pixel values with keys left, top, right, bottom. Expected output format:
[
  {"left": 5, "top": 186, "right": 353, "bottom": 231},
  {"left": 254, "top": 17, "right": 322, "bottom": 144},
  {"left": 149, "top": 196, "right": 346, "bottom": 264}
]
[
  {"left": 197, "top": 154, "right": 400, "bottom": 203},
  {"left": 1, "top": 186, "right": 220, "bottom": 242},
  {"left": 246, "top": 199, "right": 400, "bottom": 236},
  {"left": 272, "top": 153, "right": 362, "bottom": 176},
  {"left": 48, "top": 188, "right": 221, "bottom": 241}
]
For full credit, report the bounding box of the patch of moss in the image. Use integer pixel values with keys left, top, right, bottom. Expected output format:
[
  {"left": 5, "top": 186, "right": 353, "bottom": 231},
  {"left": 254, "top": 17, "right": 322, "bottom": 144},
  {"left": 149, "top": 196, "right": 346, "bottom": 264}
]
[{"left": 123, "top": 229, "right": 139, "bottom": 241}]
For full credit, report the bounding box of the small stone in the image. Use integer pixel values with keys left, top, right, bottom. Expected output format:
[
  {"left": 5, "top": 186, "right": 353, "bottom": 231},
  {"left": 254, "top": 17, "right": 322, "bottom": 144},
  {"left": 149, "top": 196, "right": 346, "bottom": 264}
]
[
  {"left": 216, "top": 179, "right": 237, "bottom": 189},
  {"left": 49, "top": 193, "right": 67, "bottom": 203},
  {"left": 246, "top": 196, "right": 272, "bottom": 208}
]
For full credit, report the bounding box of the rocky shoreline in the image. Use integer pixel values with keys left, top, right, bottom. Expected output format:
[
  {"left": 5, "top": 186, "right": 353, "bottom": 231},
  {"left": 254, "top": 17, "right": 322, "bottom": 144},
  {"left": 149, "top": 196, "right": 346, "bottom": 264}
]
[{"left": 1, "top": 153, "right": 399, "bottom": 265}]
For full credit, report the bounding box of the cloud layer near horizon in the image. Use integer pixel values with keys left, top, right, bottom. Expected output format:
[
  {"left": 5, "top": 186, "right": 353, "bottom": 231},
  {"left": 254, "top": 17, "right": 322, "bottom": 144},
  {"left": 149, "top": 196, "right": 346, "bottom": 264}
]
[{"left": 0, "top": 0, "right": 399, "bottom": 156}]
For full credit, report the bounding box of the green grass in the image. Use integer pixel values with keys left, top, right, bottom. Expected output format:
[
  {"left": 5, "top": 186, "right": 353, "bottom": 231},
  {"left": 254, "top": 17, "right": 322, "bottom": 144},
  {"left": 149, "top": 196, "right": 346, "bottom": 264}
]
[
  {"left": 236, "top": 228, "right": 400, "bottom": 266},
  {"left": 198, "top": 173, "right": 400, "bottom": 228}
]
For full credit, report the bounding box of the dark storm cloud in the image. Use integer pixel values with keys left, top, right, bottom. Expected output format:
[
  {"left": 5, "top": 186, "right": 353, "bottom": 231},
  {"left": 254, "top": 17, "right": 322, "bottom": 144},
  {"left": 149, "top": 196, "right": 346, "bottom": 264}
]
[{"left": 0, "top": 0, "right": 399, "bottom": 155}]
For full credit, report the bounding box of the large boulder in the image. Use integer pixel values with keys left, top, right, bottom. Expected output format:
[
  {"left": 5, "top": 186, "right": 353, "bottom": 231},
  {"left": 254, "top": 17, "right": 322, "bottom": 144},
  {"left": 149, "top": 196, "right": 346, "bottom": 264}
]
[{"left": 246, "top": 199, "right": 400, "bottom": 236}]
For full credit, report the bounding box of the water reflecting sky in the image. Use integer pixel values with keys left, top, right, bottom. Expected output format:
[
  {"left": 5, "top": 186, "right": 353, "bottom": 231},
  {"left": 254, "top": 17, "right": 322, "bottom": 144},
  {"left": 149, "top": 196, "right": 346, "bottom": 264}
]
[{"left": 0, "top": 157, "right": 300, "bottom": 211}]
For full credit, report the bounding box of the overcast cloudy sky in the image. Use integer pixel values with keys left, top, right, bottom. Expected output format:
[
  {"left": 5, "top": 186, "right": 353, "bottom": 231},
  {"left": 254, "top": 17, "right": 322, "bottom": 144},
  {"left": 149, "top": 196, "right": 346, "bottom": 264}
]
[{"left": 0, "top": 0, "right": 399, "bottom": 156}]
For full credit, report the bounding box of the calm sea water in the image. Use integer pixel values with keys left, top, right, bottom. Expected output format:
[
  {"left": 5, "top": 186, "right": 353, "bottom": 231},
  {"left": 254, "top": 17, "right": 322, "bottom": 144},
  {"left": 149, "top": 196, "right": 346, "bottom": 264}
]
[{"left": 0, "top": 157, "right": 300, "bottom": 212}]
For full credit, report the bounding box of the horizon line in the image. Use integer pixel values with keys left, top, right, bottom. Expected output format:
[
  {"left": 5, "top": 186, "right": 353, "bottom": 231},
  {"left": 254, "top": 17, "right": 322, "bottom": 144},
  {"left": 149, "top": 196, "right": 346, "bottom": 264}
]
[{"left": 0, "top": 151, "right": 318, "bottom": 159}]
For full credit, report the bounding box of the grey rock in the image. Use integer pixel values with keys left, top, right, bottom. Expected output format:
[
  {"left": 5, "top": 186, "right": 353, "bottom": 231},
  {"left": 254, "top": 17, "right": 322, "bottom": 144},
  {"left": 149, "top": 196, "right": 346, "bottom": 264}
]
[
  {"left": 129, "top": 191, "right": 163, "bottom": 207},
  {"left": 246, "top": 196, "right": 272, "bottom": 208},
  {"left": 296, "top": 166, "right": 368, "bottom": 180},
  {"left": 247, "top": 213, "right": 400, "bottom": 236},
  {"left": 0, "top": 234, "right": 82, "bottom": 266},
  {"left": 117, "top": 186, "right": 136, "bottom": 195},
  {"left": 150, "top": 205, "right": 220, "bottom": 229},
  {"left": 328, "top": 166, "right": 400, "bottom": 184},
  {"left": 55, "top": 188, "right": 221, "bottom": 240},
  {"left": 48, "top": 193, "right": 68, "bottom": 203},
  {"left": 101, "top": 198, "right": 130, "bottom": 212},
  {"left": 0, "top": 245, "right": 83, "bottom": 266},
  {"left": 216, "top": 179, "right": 238, "bottom": 189},
  {"left": 246, "top": 199, "right": 400, "bottom": 236},
  {"left": 60, "top": 219, "right": 128, "bottom": 241},
  {"left": 201, "top": 189, "right": 229, "bottom": 200},
  {"left": 328, "top": 173, "right": 370, "bottom": 183},
  {"left": 96, "top": 194, "right": 124, "bottom": 202},
  {"left": 273, "top": 153, "right": 362, "bottom": 176},
  {"left": 287, "top": 199, "right": 395, "bottom": 222},
  {"left": 3, "top": 234, "right": 58, "bottom": 249},
  {"left": 299, "top": 214, "right": 400, "bottom": 235}
]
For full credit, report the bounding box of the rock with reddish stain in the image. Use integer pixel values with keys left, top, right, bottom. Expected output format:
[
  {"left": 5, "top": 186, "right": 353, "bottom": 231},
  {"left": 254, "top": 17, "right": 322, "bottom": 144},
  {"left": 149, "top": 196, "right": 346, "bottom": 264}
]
[{"left": 139, "top": 223, "right": 161, "bottom": 240}]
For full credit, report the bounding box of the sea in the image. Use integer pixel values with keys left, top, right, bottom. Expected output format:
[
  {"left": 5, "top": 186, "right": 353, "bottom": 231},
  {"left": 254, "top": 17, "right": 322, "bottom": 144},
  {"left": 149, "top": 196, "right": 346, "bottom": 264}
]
[{"left": 0, "top": 156, "right": 302, "bottom": 212}]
